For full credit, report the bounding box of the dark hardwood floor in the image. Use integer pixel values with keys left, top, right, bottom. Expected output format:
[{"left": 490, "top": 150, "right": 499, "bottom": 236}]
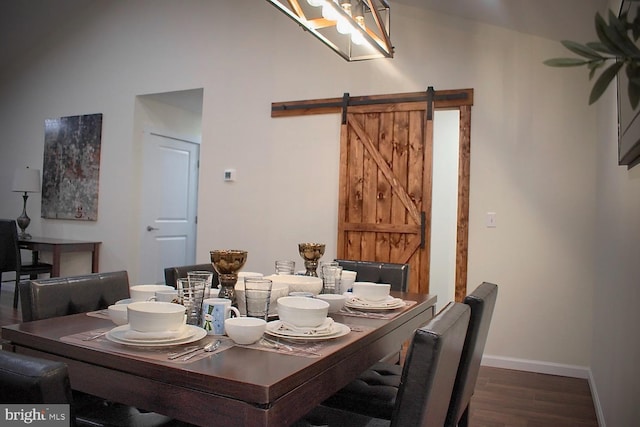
[{"left": 0, "top": 284, "right": 599, "bottom": 426}]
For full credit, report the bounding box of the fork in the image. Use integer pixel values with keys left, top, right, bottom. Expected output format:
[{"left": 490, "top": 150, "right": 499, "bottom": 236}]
[{"left": 260, "top": 338, "right": 322, "bottom": 356}]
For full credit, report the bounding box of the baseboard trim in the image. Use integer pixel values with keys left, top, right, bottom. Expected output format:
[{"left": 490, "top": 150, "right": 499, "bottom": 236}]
[
  {"left": 481, "top": 354, "right": 590, "bottom": 379},
  {"left": 588, "top": 369, "right": 606, "bottom": 427}
]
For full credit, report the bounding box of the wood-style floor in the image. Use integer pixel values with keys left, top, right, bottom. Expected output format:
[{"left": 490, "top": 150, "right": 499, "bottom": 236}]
[{"left": 0, "top": 285, "right": 599, "bottom": 426}]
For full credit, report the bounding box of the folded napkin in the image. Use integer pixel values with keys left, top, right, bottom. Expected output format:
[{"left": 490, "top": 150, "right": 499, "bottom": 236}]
[
  {"left": 275, "top": 318, "right": 335, "bottom": 335},
  {"left": 348, "top": 296, "right": 404, "bottom": 307},
  {"left": 123, "top": 324, "right": 188, "bottom": 340}
]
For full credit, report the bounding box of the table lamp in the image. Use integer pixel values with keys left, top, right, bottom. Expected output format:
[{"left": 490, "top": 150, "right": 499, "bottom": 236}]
[{"left": 12, "top": 167, "right": 41, "bottom": 240}]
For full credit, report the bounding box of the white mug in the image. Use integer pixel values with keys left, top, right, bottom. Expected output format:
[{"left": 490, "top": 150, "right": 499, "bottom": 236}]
[
  {"left": 154, "top": 289, "right": 179, "bottom": 303},
  {"left": 201, "top": 298, "right": 240, "bottom": 335}
]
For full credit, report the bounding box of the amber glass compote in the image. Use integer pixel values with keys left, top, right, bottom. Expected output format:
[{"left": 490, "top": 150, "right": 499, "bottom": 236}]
[
  {"left": 210, "top": 249, "right": 247, "bottom": 307},
  {"left": 298, "top": 243, "right": 325, "bottom": 277}
]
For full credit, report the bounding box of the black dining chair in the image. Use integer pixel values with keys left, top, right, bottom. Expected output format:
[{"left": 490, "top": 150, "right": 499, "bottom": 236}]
[
  {"left": 163, "top": 263, "right": 217, "bottom": 288},
  {"left": 0, "top": 219, "right": 52, "bottom": 308},
  {"left": 0, "top": 350, "right": 79, "bottom": 426},
  {"left": 294, "top": 301, "right": 471, "bottom": 427},
  {"left": 19, "top": 270, "right": 131, "bottom": 322},
  {"left": 0, "top": 350, "right": 191, "bottom": 427},
  {"left": 322, "top": 282, "right": 499, "bottom": 426},
  {"left": 334, "top": 259, "right": 409, "bottom": 292}
]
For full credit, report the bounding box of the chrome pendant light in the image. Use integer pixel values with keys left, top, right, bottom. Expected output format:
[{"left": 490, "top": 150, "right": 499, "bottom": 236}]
[{"left": 266, "top": 0, "right": 393, "bottom": 61}]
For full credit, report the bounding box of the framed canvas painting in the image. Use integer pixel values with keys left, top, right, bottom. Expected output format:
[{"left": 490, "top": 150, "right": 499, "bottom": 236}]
[{"left": 41, "top": 113, "right": 102, "bottom": 220}]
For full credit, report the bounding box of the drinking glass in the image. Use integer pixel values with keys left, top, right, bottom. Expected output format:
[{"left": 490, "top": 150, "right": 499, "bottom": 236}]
[
  {"left": 275, "top": 260, "right": 295, "bottom": 275},
  {"left": 244, "top": 277, "right": 272, "bottom": 321},
  {"left": 187, "top": 270, "right": 214, "bottom": 299},
  {"left": 176, "top": 278, "right": 206, "bottom": 325},
  {"left": 321, "top": 265, "right": 342, "bottom": 294}
]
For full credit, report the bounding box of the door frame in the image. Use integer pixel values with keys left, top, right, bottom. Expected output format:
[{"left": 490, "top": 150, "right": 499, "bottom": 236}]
[{"left": 270, "top": 88, "right": 473, "bottom": 301}]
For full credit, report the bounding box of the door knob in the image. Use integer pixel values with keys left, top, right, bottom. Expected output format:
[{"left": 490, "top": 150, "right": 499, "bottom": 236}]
[{"left": 146, "top": 226, "right": 159, "bottom": 231}]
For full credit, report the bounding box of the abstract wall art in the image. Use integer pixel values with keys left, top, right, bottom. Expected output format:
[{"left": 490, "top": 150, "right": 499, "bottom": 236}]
[{"left": 41, "top": 113, "right": 102, "bottom": 220}]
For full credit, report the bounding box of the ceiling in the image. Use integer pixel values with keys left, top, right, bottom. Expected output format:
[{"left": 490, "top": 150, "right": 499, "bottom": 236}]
[{"left": 1, "top": 0, "right": 611, "bottom": 73}]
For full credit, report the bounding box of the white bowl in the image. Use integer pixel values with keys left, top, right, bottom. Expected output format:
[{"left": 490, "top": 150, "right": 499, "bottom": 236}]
[
  {"left": 107, "top": 304, "right": 128, "bottom": 325},
  {"left": 277, "top": 296, "right": 329, "bottom": 327},
  {"left": 352, "top": 282, "right": 391, "bottom": 302},
  {"left": 224, "top": 317, "right": 266, "bottom": 345},
  {"left": 315, "top": 294, "right": 347, "bottom": 313},
  {"left": 127, "top": 301, "right": 186, "bottom": 332},
  {"left": 235, "top": 280, "right": 289, "bottom": 316},
  {"left": 130, "top": 284, "right": 175, "bottom": 302},
  {"left": 264, "top": 274, "right": 323, "bottom": 295}
]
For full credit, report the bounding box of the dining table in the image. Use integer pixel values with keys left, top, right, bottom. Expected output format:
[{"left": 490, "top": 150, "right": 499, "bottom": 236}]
[{"left": 1, "top": 292, "right": 436, "bottom": 427}]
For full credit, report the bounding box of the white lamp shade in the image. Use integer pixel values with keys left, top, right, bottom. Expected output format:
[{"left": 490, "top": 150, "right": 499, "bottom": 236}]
[{"left": 12, "top": 168, "right": 41, "bottom": 193}]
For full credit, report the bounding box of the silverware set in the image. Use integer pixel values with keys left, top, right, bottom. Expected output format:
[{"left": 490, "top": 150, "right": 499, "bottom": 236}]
[
  {"left": 167, "top": 340, "right": 221, "bottom": 360},
  {"left": 260, "top": 337, "right": 322, "bottom": 356}
]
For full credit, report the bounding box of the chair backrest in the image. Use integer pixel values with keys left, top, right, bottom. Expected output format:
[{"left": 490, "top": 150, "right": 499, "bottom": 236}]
[
  {"left": 19, "top": 271, "right": 131, "bottom": 322},
  {"left": 0, "top": 349, "right": 75, "bottom": 404},
  {"left": 0, "top": 219, "right": 20, "bottom": 274},
  {"left": 391, "top": 302, "right": 470, "bottom": 427},
  {"left": 164, "top": 263, "right": 217, "bottom": 288},
  {"left": 445, "top": 282, "right": 498, "bottom": 426},
  {"left": 335, "top": 259, "right": 409, "bottom": 292}
]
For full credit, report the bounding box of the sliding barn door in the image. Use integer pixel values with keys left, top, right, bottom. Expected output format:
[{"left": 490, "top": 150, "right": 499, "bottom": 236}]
[{"left": 337, "top": 103, "right": 432, "bottom": 293}]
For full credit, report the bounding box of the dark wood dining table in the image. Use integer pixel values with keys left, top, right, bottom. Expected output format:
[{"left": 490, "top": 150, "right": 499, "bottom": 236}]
[{"left": 1, "top": 292, "right": 436, "bottom": 427}]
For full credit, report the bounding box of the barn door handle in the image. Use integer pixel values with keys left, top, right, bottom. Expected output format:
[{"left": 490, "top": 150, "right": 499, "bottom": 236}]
[
  {"left": 146, "top": 226, "right": 159, "bottom": 232},
  {"left": 420, "top": 212, "right": 426, "bottom": 249}
]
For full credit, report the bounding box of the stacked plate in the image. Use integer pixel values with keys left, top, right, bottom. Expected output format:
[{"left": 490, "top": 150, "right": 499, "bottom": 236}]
[
  {"left": 106, "top": 324, "right": 206, "bottom": 347},
  {"left": 345, "top": 295, "right": 406, "bottom": 311},
  {"left": 265, "top": 319, "right": 350, "bottom": 341}
]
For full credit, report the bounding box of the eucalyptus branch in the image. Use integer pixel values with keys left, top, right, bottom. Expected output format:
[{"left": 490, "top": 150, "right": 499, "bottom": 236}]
[{"left": 545, "top": 5, "right": 640, "bottom": 108}]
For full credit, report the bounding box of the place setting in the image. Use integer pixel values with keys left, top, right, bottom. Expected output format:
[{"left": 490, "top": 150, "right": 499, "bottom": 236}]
[
  {"left": 264, "top": 296, "right": 351, "bottom": 342},
  {"left": 340, "top": 282, "right": 411, "bottom": 318}
]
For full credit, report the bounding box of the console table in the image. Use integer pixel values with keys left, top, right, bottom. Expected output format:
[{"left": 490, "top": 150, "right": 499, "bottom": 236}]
[{"left": 18, "top": 237, "right": 101, "bottom": 277}]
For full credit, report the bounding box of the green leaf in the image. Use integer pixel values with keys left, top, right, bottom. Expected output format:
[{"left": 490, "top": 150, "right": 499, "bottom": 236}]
[
  {"left": 589, "top": 61, "right": 624, "bottom": 104},
  {"left": 595, "top": 13, "right": 627, "bottom": 56},
  {"left": 543, "top": 58, "right": 590, "bottom": 67},
  {"left": 560, "top": 40, "right": 604, "bottom": 59},
  {"left": 603, "top": 11, "right": 640, "bottom": 57},
  {"left": 587, "top": 41, "right": 614, "bottom": 55}
]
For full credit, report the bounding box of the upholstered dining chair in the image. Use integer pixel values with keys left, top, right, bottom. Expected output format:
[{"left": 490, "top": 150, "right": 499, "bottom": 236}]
[
  {"left": 163, "top": 263, "right": 217, "bottom": 288},
  {"left": 0, "top": 350, "right": 190, "bottom": 427},
  {"left": 334, "top": 259, "right": 409, "bottom": 292},
  {"left": 294, "top": 301, "right": 471, "bottom": 427},
  {"left": 322, "top": 282, "right": 499, "bottom": 426},
  {"left": 19, "top": 270, "right": 131, "bottom": 322},
  {"left": 0, "top": 350, "right": 79, "bottom": 426},
  {"left": 0, "top": 219, "right": 52, "bottom": 308}
]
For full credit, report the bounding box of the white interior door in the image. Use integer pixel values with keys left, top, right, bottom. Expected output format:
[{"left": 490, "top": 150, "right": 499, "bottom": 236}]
[{"left": 139, "top": 131, "right": 199, "bottom": 283}]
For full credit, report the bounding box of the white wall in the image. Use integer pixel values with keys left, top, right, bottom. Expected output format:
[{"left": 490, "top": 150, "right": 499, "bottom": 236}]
[{"left": 3, "top": 0, "right": 635, "bottom": 423}]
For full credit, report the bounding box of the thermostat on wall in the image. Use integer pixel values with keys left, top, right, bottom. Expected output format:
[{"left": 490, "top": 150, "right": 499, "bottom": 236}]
[{"left": 224, "top": 169, "right": 236, "bottom": 182}]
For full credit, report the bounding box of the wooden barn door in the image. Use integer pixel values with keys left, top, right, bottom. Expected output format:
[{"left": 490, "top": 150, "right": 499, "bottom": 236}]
[
  {"left": 337, "top": 103, "right": 432, "bottom": 293},
  {"left": 271, "top": 88, "right": 473, "bottom": 299}
]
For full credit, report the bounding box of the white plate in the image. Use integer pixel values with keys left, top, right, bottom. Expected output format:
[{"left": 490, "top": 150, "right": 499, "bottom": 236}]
[
  {"left": 345, "top": 297, "right": 405, "bottom": 311},
  {"left": 266, "top": 319, "right": 337, "bottom": 338},
  {"left": 115, "top": 298, "right": 133, "bottom": 305},
  {"left": 107, "top": 324, "right": 194, "bottom": 344},
  {"left": 106, "top": 325, "right": 206, "bottom": 347},
  {"left": 265, "top": 321, "right": 350, "bottom": 341}
]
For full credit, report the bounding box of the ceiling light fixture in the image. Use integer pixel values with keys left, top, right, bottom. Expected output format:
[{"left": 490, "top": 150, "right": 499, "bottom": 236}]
[{"left": 266, "top": 0, "right": 393, "bottom": 61}]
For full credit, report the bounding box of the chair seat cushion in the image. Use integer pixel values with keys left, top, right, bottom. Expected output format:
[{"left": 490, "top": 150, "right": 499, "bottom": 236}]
[
  {"left": 322, "top": 362, "right": 401, "bottom": 419},
  {"left": 20, "top": 262, "right": 53, "bottom": 274}
]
